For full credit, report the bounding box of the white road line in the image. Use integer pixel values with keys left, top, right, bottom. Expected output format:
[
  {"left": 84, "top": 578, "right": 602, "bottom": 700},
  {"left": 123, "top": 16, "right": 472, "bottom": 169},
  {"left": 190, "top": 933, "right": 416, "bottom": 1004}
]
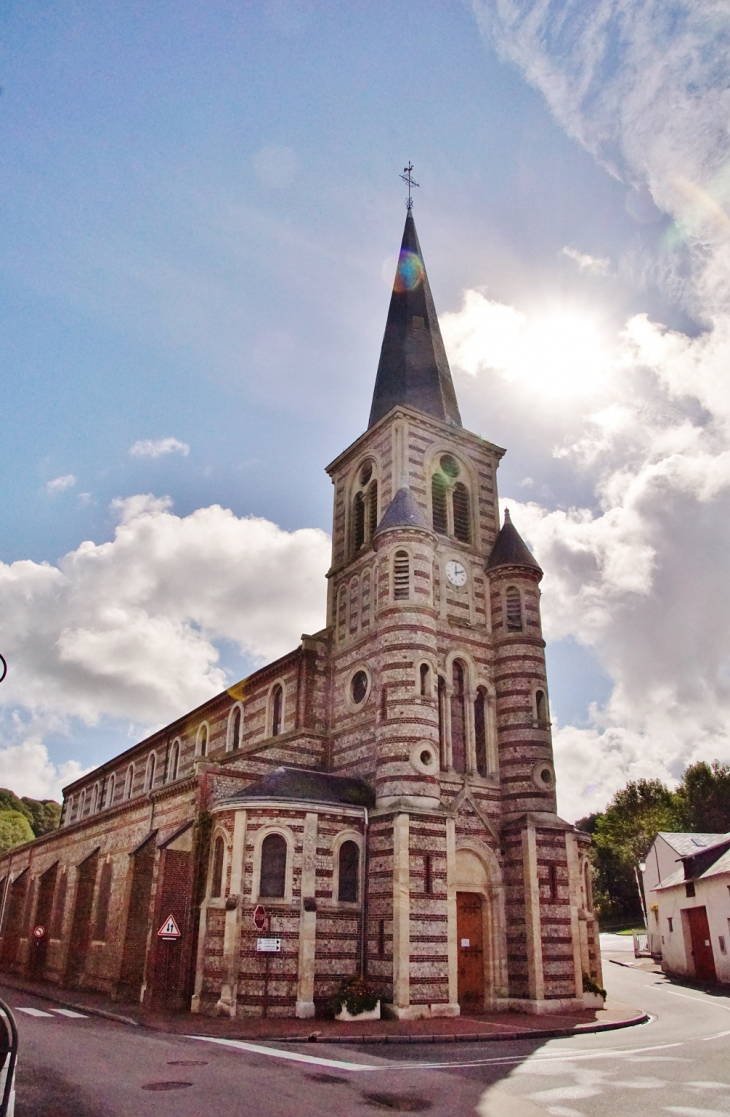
[
  {"left": 702, "top": 1032, "right": 730, "bottom": 1042},
  {"left": 186, "top": 1036, "right": 377, "bottom": 1071},
  {"left": 662, "top": 990, "right": 730, "bottom": 1014},
  {"left": 16, "top": 1007, "right": 54, "bottom": 1018},
  {"left": 52, "top": 1009, "right": 88, "bottom": 1018},
  {"left": 186, "top": 1037, "right": 684, "bottom": 1074}
]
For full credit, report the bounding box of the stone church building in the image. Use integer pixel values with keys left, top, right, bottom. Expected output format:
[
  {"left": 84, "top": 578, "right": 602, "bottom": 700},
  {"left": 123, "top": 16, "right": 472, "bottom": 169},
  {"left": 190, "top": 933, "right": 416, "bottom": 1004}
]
[{"left": 0, "top": 208, "right": 601, "bottom": 1019}]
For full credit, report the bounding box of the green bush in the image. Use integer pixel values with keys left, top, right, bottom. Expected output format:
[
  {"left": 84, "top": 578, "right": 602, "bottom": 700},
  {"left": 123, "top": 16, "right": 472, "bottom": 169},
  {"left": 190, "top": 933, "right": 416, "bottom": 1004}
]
[
  {"left": 332, "top": 974, "right": 380, "bottom": 1016},
  {"left": 582, "top": 974, "right": 607, "bottom": 999},
  {"left": 0, "top": 809, "right": 35, "bottom": 852}
]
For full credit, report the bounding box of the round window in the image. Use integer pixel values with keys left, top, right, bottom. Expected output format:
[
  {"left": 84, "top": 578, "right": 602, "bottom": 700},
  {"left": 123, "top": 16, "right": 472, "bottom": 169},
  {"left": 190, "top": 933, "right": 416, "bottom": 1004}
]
[
  {"left": 351, "top": 670, "right": 369, "bottom": 705},
  {"left": 532, "top": 761, "right": 555, "bottom": 791},
  {"left": 420, "top": 750, "right": 433, "bottom": 767},
  {"left": 440, "top": 453, "right": 460, "bottom": 478}
]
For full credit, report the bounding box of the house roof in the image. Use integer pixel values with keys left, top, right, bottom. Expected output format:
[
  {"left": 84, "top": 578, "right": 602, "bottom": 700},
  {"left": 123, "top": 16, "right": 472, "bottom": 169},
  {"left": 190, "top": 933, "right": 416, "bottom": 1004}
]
[
  {"left": 368, "top": 209, "right": 462, "bottom": 430},
  {"left": 232, "top": 766, "right": 375, "bottom": 808},
  {"left": 652, "top": 832, "right": 730, "bottom": 890},
  {"left": 656, "top": 832, "right": 728, "bottom": 857}
]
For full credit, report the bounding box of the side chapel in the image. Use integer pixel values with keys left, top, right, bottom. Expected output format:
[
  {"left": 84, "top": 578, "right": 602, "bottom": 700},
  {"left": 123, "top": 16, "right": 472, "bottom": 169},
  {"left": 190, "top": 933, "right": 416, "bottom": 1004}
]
[{"left": 0, "top": 204, "right": 601, "bottom": 1018}]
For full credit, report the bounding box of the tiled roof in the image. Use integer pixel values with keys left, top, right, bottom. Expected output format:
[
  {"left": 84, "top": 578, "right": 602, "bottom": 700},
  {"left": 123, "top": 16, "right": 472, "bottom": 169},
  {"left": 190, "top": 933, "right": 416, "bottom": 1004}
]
[
  {"left": 233, "top": 766, "right": 375, "bottom": 808},
  {"left": 375, "top": 487, "right": 431, "bottom": 534},
  {"left": 657, "top": 832, "right": 728, "bottom": 857},
  {"left": 486, "top": 509, "right": 542, "bottom": 573}
]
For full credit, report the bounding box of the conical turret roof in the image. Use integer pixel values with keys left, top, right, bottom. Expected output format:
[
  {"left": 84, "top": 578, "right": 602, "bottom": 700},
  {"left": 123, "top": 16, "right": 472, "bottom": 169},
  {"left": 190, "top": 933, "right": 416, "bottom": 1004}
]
[
  {"left": 486, "top": 509, "right": 542, "bottom": 573},
  {"left": 368, "top": 210, "right": 462, "bottom": 429},
  {"left": 374, "top": 486, "right": 431, "bottom": 535}
]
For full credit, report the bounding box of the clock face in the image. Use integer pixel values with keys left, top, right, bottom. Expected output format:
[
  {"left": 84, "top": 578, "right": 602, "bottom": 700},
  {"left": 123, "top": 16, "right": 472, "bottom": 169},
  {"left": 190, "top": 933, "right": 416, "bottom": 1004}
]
[{"left": 445, "top": 560, "right": 467, "bottom": 587}]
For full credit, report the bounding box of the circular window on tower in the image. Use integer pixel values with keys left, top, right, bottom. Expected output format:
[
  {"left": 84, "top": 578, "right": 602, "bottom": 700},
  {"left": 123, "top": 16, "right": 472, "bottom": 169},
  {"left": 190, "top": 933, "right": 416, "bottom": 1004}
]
[
  {"left": 532, "top": 761, "right": 555, "bottom": 792},
  {"left": 439, "top": 453, "right": 460, "bottom": 479},
  {"left": 410, "top": 741, "right": 439, "bottom": 775},
  {"left": 346, "top": 666, "right": 371, "bottom": 711}
]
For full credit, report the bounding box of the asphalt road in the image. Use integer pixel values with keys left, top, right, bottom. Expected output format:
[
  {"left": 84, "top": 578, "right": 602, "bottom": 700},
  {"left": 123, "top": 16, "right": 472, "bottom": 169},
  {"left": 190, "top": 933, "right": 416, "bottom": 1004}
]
[{"left": 3, "top": 953, "right": 730, "bottom": 1117}]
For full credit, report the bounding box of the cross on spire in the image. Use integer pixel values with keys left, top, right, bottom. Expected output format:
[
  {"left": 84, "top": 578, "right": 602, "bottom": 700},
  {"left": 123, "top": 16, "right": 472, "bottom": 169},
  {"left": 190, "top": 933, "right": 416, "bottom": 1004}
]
[{"left": 399, "top": 162, "right": 419, "bottom": 209}]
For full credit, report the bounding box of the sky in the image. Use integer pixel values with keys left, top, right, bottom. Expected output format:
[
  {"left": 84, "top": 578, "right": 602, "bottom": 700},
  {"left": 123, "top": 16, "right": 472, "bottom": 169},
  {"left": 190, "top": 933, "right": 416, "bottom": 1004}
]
[{"left": 1, "top": 0, "right": 729, "bottom": 822}]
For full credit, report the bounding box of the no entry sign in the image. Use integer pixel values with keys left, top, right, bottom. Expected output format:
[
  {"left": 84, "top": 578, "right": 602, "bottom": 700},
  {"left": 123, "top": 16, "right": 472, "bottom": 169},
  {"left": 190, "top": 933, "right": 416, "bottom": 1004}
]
[{"left": 253, "top": 904, "right": 266, "bottom": 930}]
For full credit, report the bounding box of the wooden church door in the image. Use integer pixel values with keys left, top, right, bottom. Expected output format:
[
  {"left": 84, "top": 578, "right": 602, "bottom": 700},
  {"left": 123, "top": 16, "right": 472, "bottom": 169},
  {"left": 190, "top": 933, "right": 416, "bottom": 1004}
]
[{"left": 456, "top": 891, "right": 484, "bottom": 1007}]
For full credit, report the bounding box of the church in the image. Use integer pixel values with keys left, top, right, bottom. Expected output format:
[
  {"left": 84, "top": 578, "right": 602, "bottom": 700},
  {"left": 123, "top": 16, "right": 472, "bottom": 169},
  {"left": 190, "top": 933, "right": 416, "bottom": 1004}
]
[{"left": 0, "top": 204, "right": 601, "bottom": 1020}]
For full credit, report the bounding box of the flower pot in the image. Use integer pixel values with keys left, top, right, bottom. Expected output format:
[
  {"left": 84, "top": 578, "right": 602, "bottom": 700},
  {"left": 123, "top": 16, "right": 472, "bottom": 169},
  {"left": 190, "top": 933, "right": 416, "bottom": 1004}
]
[
  {"left": 335, "top": 999, "right": 381, "bottom": 1022},
  {"left": 583, "top": 991, "right": 606, "bottom": 1009}
]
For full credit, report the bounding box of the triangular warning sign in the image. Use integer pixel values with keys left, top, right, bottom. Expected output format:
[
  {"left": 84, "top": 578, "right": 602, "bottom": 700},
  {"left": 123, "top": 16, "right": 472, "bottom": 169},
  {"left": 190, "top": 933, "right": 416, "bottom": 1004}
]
[{"left": 157, "top": 913, "right": 181, "bottom": 938}]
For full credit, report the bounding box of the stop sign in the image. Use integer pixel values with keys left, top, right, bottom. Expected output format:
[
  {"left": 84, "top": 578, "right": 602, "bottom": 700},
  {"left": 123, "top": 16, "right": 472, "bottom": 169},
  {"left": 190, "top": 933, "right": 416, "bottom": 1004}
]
[{"left": 253, "top": 905, "right": 266, "bottom": 930}]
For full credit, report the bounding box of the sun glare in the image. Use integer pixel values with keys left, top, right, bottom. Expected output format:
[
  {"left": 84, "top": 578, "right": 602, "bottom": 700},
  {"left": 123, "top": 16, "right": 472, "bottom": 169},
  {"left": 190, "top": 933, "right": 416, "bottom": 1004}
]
[{"left": 517, "top": 313, "right": 610, "bottom": 396}]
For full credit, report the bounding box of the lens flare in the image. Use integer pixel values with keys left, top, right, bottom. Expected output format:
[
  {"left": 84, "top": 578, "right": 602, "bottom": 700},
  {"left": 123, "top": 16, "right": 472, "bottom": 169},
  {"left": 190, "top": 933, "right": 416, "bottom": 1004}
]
[{"left": 394, "top": 250, "right": 424, "bottom": 292}]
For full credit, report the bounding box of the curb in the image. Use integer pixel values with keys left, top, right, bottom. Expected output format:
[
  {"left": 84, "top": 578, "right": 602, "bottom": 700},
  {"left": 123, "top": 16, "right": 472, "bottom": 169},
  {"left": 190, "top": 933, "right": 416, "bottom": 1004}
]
[{"left": 0, "top": 976, "right": 649, "bottom": 1045}]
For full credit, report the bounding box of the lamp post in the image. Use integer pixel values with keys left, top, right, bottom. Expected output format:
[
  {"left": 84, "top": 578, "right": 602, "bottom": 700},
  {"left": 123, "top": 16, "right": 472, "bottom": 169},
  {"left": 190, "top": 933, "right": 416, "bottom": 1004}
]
[{"left": 635, "top": 861, "right": 648, "bottom": 928}]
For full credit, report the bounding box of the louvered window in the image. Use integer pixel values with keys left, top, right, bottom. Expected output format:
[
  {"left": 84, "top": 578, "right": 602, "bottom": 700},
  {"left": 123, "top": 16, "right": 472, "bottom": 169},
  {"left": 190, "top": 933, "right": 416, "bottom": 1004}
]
[
  {"left": 369, "top": 481, "right": 378, "bottom": 540},
  {"left": 338, "top": 841, "right": 359, "bottom": 903},
  {"left": 353, "top": 492, "right": 365, "bottom": 552},
  {"left": 211, "top": 836, "right": 225, "bottom": 898},
  {"left": 475, "top": 688, "right": 488, "bottom": 777},
  {"left": 260, "top": 833, "right": 287, "bottom": 898},
  {"left": 453, "top": 482, "right": 471, "bottom": 543},
  {"left": 393, "top": 550, "right": 410, "bottom": 600},
  {"left": 431, "top": 474, "right": 448, "bottom": 534},
  {"left": 505, "top": 585, "right": 522, "bottom": 631},
  {"left": 451, "top": 661, "right": 467, "bottom": 772}
]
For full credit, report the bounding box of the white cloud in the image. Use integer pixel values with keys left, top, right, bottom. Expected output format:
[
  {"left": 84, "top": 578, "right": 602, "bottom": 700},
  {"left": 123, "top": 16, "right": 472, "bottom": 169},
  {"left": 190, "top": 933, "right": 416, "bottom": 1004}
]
[
  {"left": 561, "top": 246, "right": 610, "bottom": 276},
  {"left": 129, "top": 437, "right": 190, "bottom": 459},
  {"left": 463, "top": 0, "right": 730, "bottom": 818},
  {"left": 0, "top": 495, "right": 330, "bottom": 729},
  {"left": 0, "top": 736, "right": 87, "bottom": 801},
  {"left": 46, "top": 474, "right": 76, "bottom": 496}
]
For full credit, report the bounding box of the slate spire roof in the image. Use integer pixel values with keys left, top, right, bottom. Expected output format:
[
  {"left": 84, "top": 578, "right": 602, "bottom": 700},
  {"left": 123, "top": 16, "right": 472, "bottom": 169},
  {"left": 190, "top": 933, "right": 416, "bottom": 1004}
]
[
  {"left": 486, "top": 509, "right": 543, "bottom": 573},
  {"left": 374, "top": 486, "right": 431, "bottom": 535},
  {"left": 368, "top": 210, "right": 462, "bottom": 430}
]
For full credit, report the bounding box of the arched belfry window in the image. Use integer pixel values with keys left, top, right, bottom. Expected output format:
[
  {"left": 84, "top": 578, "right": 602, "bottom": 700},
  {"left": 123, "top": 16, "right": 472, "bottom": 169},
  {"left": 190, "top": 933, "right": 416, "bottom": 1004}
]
[
  {"left": 145, "top": 752, "right": 156, "bottom": 792},
  {"left": 197, "top": 723, "right": 209, "bottom": 757},
  {"left": 351, "top": 460, "right": 379, "bottom": 556},
  {"left": 271, "top": 684, "right": 284, "bottom": 737},
  {"left": 451, "top": 660, "right": 467, "bottom": 773},
  {"left": 169, "top": 739, "right": 180, "bottom": 782},
  {"left": 505, "top": 585, "right": 523, "bottom": 632},
  {"left": 260, "top": 833, "right": 287, "bottom": 898},
  {"left": 211, "top": 836, "right": 225, "bottom": 898},
  {"left": 338, "top": 841, "right": 360, "bottom": 903},
  {"left": 230, "top": 705, "right": 242, "bottom": 750},
  {"left": 430, "top": 454, "right": 471, "bottom": 544},
  {"left": 393, "top": 550, "right": 410, "bottom": 600},
  {"left": 125, "top": 763, "right": 135, "bottom": 800}
]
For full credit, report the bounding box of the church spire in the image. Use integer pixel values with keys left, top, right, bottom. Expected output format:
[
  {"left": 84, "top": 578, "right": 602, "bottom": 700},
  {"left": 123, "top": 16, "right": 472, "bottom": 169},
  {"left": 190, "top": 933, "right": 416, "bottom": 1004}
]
[{"left": 368, "top": 208, "right": 462, "bottom": 430}]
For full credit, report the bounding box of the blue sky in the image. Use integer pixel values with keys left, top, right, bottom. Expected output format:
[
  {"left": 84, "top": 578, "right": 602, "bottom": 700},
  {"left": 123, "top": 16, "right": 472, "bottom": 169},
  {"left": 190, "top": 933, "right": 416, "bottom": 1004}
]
[{"left": 2, "top": 1, "right": 729, "bottom": 820}]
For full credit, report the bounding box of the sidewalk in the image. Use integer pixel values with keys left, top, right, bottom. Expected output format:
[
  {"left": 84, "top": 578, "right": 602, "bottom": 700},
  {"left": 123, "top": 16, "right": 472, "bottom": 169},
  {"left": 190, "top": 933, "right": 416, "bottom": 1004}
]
[{"left": 0, "top": 973, "right": 648, "bottom": 1045}]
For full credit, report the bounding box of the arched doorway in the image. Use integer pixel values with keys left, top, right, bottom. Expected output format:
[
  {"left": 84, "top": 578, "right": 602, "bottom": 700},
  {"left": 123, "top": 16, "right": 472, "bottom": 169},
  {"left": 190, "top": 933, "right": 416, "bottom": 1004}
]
[{"left": 452, "top": 844, "right": 506, "bottom": 1011}]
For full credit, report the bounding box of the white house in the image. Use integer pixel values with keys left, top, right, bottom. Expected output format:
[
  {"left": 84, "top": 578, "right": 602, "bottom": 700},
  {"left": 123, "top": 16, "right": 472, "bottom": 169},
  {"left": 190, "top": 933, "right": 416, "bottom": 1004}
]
[{"left": 647, "top": 833, "right": 730, "bottom": 985}]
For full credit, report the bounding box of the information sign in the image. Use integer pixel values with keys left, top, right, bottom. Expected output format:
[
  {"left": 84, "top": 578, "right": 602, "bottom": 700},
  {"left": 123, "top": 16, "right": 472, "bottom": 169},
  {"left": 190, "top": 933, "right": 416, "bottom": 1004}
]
[{"left": 256, "top": 938, "right": 281, "bottom": 953}]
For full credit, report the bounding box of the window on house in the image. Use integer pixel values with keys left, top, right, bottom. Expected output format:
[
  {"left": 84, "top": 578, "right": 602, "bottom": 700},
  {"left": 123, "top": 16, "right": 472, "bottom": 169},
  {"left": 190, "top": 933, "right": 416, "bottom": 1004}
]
[
  {"left": 145, "top": 752, "right": 156, "bottom": 792},
  {"left": 338, "top": 841, "right": 360, "bottom": 902},
  {"left": 259, "top": 833, "right": 287, "bottom": 898},
  {"left": 685, "top": 880, "right": 696, "bottom": 898},
  {"left": 452, "top": 482, "right": 470, "bottom": 543},
  {"left": 431, "top": 473, "right": 448, "bottom": 535},
  {"left": 451, "top": 660, "right": 467, "bottom": 772},
  {"left": 505, "top": 585, "right": 523, "bottom": 631},
  {"left": 393, "top": 550, "right": 410, "bottom": 600},
  {"left": 474, "top": 687, "right": 488, "bottom": 777},
  {"left": 271, "top": 685, "right": 283, "bottom": 736},
  {"left": 719, "top": 935, "right": 727, "bottom": 955},
  {"left": 668, "top": 917, "right": 673, "bottom": 932},
  {"left": 125, "top": 765, "right": 135, "bottom": 800},
  {"left": 419, "top": 662, "right": 430, "bottom": 697},
  {"left": 231, "top": 706, "right": 242, "bottom": 750},
  {"left": 169, "top": 740, "right": 180, "bottom": 782},
  {"left": 211, "top": 836, "right": 225, "bottom": 898}
]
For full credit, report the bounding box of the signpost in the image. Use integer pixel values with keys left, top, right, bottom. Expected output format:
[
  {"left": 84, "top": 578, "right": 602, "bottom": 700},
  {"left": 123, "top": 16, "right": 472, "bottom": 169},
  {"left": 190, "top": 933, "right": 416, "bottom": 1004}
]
[
  {"left": 32, "top": 926, "right": 45, "bottom": 940},
  {"left": 252, "top": 906, "right": 276, "bottom": 1017},
  {"left": 253, "top": 904, "right": 266, "bottom": 930},
  {"left": 157, "top": 914, "right": 181, "bottom": 940},
  {"left": 256, "top": 938, "right": 280, "bottom": 953}
]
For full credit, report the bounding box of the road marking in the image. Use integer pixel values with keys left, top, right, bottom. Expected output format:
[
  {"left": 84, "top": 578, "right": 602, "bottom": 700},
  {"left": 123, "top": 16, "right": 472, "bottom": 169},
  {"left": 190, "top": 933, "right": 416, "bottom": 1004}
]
[
  {"left": 52, "top": 1009, "right": 88, "bottom": 1018},
  {"left": 186, "top": 1036, "right": 377, "bottom": 1071},
  {"left": 662, "top": 990, "right": 730, "bottom": 1014},
  {"left": 16, "top": 1007, "right": 54, "bottom": 1018},
  {"left": 702, "top": 1033, "right": 730, "bottom": 1042}
]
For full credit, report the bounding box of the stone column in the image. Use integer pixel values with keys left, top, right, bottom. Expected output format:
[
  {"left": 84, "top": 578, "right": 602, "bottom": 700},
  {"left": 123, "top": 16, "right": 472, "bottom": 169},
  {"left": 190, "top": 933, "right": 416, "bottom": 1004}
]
[
  {"left": 445, "top": 817, "right": 460, "bottom": 1012},
  {"left": 216, "top": 810, "right": 247, "bottom": 1017},
  {"left": 296, "top": 812, "right": 318, "bottom": 1018},
  {"left": 522, "top": 821, "right": 544, "bottom": 1003},
  {"left": 385, "top": 812, "right": 412, "bottom": 1017},
  {"left": 565, "top": 831, "right": 586, "bottom": 1000}
]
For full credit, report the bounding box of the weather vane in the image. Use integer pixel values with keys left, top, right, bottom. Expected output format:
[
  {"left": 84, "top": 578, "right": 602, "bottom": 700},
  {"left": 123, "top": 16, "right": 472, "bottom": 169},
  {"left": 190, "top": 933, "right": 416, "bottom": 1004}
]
[{"left": 400, "top": 162, "right": 419, "bottom": 209}]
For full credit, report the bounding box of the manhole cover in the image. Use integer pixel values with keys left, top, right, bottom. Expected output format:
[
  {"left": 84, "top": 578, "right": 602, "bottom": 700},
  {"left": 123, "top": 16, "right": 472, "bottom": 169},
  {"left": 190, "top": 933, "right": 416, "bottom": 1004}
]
[
  {"left": 142, "top": 1082, "right": 194, "bottom": 1091},
  {"left": 167, "top": 1060, "right": 208, "bottom": 1066},
  {"left": 363, "top": 1095, "right": 432, "bottom": 1112}
]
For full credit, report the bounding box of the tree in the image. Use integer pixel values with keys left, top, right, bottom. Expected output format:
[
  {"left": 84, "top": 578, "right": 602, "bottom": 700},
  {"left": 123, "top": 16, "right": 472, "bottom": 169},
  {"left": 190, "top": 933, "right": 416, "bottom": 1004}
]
[
  {"left": 675, "top": 761, "right": 730, "bottom": 833},
  {"left": 0, "top": 809, "right": 35, "bottom": 853},
  {"left": 0, "top": 788, "right": 61, "bottom": 838}
]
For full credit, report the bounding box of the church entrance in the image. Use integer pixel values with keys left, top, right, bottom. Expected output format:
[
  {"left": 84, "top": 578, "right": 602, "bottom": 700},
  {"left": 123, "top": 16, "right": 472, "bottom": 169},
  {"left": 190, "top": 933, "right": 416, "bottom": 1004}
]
[{"left": 456, "top": 891, "right": 484, "bottom": 1007}]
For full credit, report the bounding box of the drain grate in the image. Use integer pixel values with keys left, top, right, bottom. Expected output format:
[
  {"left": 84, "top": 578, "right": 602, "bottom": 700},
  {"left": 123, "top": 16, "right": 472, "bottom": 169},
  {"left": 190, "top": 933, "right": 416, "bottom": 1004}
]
[
  {"left": 142, "top": 1082, "right": 194, "bottom": 1091},
  {"left": 362, "top": 1094, "right": 432, "bottom": 1112}
]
